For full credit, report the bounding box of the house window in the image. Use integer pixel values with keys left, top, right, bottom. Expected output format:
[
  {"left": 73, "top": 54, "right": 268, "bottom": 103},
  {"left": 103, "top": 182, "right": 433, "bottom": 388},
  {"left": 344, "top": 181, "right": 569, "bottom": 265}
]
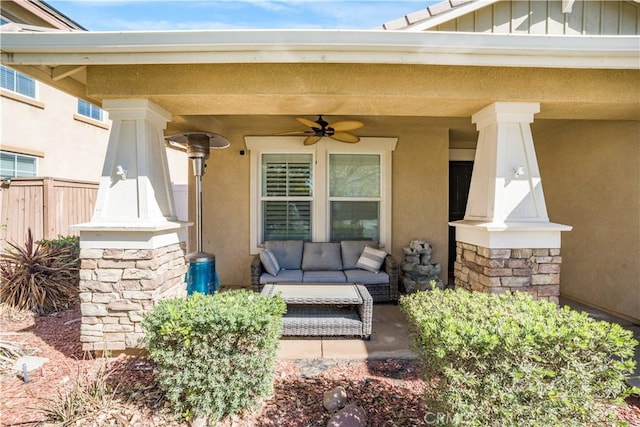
[
  {"left": 0, "top": 65, "right": 36, "bottom": 98},
  {"left": 261, "top": 153, "right": 313, "bottom": 241},
  {"left": 77, "top": 99, "right": 104, "bottom": 121},
  {"left": 0, "top": 151, "right": 37, "bottom": 178},
  {"left": 329, "top": 154, "right": 380, "bottom": 241},
  {"left": 245, "top": 136, "right": 397, "bottom": 253}
]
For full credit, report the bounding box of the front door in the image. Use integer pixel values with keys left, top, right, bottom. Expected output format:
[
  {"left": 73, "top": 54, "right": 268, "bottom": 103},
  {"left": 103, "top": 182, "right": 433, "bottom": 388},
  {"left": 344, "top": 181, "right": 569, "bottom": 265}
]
[{"left": 448, "top": 161, "right": 474, "bottom": 277}]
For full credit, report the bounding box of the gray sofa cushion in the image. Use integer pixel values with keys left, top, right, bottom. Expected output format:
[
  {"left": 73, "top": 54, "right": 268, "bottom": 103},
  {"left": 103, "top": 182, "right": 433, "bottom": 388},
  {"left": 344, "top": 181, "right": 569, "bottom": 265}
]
[
  {"left": 344, "top": 269, "right": 390, "bottom": 285},
  {"left": 340, "top": 240, "right": 379, "bottom": 270},
  {"left": 303, "top": 271, "right": 347, "bottom": 283},
  {"left": 301, "top": 242, "right": 342, "bottom": 271},
  {"left": 356, "top": 246, "right": 387, "bottom": 273},
  {"left": 265, "top": 240, "right": 304, "bottom": 270},
  {"left": 259, "top": 249, "right": 280, "bottom": 276},
  {"left": 260, "top": 269, "right": 303, "bottom": 285}
]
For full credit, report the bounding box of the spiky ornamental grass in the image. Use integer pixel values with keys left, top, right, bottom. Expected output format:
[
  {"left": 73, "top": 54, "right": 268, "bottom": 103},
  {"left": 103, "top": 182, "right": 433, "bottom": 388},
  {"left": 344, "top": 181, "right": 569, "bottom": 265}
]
[{"left": 0, "top": 229, "right": 79, "bottom": 314}]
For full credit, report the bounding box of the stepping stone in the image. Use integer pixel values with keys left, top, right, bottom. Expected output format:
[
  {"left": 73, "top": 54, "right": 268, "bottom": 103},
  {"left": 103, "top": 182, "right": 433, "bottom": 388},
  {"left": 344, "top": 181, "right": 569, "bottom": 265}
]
[
  {"left": 323, "top": 385, "right": 347, "bottom": 412},
  {"left": 327, "top": 404, "right": 367, "bottom": 427},
  {"left": 13, "top": 356, "right": 49, "bottom": 379}
]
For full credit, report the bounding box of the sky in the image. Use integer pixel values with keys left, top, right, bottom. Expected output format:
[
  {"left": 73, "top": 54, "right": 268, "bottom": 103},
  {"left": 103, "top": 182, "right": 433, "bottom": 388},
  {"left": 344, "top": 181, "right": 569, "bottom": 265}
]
[{"left": 46, "top": 0, "right": 439, "bottom": 31}]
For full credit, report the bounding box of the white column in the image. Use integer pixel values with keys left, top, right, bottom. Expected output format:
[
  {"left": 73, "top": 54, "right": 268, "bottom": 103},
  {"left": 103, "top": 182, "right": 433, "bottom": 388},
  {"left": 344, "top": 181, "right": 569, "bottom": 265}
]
[
  {"left": 450, "top": 102, "right": 571, "bottom": 249},
  {"left": 73, "top": 99, "right": 188, "bottom": 249}
]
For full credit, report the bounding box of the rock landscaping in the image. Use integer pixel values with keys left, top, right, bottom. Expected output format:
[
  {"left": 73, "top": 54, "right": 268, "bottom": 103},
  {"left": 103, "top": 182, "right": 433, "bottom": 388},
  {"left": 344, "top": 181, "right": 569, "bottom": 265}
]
[{"left": 1, "top": 304, "right": 638, "bottom": 426}]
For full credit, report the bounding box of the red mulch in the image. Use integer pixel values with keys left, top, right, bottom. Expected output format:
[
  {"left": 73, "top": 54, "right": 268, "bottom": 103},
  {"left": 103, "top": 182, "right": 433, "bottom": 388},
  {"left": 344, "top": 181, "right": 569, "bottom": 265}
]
[{"left": 1, "top": 306, "right": 638, "bottom": 426}]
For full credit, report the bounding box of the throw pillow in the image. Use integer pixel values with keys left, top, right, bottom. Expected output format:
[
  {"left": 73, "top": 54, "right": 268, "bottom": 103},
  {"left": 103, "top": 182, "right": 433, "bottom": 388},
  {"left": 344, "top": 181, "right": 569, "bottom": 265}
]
[
  {"left": 260, "top": 249, "right": 280, "bottom": 276},
  {"left": 356, "top": 246, "right": 387, "bottom": 273}
]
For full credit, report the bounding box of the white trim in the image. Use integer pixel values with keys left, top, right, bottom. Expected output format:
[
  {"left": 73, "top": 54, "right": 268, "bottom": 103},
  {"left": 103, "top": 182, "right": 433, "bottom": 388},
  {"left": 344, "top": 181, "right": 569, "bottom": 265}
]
[
  {"left": 73, "top": 113, "right": 110, "bottom": 129},
  {"left": 449, "top": 220, "right": 572, "bottom": 249},
  {"left": 405, "top": 0, "right": 501, "bottom": 32},
  {"left": 1, "top": 30, "right": 638, "bottom": 70},
  {"left": 73, "top": 221, "right": 189, "bottom": 249},
  {"left": 449, "top": 149, "right": 476, "bottom": 161},
  {"left": 0, "top": 87, "right": 44, "bottom": 109},
  {"left": 244, "top": 136, "right": 397, "bottom": 254}
]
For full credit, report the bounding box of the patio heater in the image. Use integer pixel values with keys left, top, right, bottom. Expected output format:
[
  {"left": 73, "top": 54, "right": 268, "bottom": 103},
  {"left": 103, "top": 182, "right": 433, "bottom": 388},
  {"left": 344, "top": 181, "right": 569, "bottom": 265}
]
[{"left": 166, "top": 132, "right": 230, "bottom": 295}]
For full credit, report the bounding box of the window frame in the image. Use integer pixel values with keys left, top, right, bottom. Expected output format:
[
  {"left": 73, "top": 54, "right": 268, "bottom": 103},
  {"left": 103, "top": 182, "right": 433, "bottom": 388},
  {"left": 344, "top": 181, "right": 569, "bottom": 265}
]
[
  {"left": 328, "top": 153, "right": 382, "bottom": 242},
  {"left": 261, "top": 153, "right": 314, "bottom": 242},
  {"left": 245, "top": 136, "right": 397, "bottom": 254},
  {"left": 77, "top": 99, "right": 104, "bottom": 121},
  {"left": 0, "top": 65, "right": 37, "bottom": 99},
  {"left": 0, "top": 150, "right": 38, "bottom": 178}
]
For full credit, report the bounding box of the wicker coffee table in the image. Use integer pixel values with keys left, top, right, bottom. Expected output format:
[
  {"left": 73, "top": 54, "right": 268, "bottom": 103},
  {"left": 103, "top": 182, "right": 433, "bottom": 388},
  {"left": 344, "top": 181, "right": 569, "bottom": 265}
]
[{"left": 260, "top": 283, "right": 373, "bottom": 340}]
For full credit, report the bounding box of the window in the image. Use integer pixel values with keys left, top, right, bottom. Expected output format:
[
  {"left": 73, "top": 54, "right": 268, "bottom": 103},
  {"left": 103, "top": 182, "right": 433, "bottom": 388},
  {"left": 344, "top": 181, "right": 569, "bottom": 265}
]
[
  {"left": 329, "top": 154, "right": 380, "bottom": 241},
  {"left": 77, "top": 99, "right": 104, "bottom": 121},
  {"left": 261, "top": 153, "right": 313, "bottom": 241},
  {"left": 0, "top": 151, "right": 37, "bottom": 178},
  {"left": 246, "top": 136, "right": 397, "bottom": 253},
  {"left": 0, "top": 65, "right": 36, "bottom": 98}
]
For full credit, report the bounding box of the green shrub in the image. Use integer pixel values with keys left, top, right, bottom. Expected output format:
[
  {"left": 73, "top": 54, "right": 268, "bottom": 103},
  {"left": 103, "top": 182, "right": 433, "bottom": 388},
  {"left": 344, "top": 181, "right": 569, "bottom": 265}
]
[
  {"left": 0, "top": 229, "right": 78, "bottom": 313},
  {"left": 400, "top": 288, "right": 638, "bottom": 427},
  {"left": 142, "top": 290, "right": 286, "bottom": 422},
  {"left": 38, "top": 235, "right": 80, "bottom": 264}
]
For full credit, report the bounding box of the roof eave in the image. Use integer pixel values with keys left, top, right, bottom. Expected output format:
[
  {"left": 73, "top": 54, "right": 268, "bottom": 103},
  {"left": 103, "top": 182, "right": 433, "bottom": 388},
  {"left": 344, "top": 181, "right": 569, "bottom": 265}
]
[{"left": 1, "top": 29, "right": 638, "bottom": 70}]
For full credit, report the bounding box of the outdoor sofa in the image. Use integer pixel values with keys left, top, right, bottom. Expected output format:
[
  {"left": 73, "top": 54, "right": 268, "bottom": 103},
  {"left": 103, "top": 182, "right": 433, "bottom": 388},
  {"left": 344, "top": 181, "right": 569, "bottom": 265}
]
[{"left": 251, "top": 240, "right": 399, "bottom": 302}]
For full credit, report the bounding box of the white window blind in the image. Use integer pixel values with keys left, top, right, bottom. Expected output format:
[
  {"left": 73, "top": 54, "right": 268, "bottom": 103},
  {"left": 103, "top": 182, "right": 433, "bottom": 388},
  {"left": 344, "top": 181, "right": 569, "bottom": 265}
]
[
  {"left": 77, "top": 99, "right": 104, "bottom": 121},
  {"left": 0, "top": 65, "right": 36, "bottom": 99},
  {"left": 261, "top": 154, "right": 312, "bottom": 241}
]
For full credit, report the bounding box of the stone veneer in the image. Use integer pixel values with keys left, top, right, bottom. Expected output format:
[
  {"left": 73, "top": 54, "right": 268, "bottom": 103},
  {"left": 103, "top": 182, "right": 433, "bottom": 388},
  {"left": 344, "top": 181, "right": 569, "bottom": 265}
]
[
  {"left": 453, "top": 242, "right": 561, "bottom": 304},
  {"left": 78, "top": 242, "right": 188, "bottom": 352}
]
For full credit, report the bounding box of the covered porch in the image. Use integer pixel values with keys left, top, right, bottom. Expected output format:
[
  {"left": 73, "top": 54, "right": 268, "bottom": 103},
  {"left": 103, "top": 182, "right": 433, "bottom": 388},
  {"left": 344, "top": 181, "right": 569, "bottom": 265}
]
[{"left": 1, "top": 29, "right": 638, "bottom": 352}]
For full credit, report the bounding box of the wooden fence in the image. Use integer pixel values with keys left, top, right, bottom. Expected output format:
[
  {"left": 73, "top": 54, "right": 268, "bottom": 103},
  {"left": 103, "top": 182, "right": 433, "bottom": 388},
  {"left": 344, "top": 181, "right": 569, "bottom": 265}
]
[{"left": 0, "top": 177, "right": 98, "bottom": 251}]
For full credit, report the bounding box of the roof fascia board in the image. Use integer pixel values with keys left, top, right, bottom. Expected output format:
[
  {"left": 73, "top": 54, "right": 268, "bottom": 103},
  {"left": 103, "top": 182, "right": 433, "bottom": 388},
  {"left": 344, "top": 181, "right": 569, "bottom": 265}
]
[
  {"left": 15, "top": 0, "right": 86, "bottom": 30},
  {"left": 1, "top": 30, "right": 638, "bottom": 70},
  {"left": 404, "top": 0, "right": 501, "bottom": 32}
]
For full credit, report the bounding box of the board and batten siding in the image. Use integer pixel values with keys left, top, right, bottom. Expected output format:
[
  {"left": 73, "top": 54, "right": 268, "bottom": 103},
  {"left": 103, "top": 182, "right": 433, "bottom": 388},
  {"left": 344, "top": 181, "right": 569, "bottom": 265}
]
[
  {"left": 0, "top": 177, "right": 98, "bottom": 250},
  {"left": 434, "top": 0, "right": 639, "bottom": 35}
]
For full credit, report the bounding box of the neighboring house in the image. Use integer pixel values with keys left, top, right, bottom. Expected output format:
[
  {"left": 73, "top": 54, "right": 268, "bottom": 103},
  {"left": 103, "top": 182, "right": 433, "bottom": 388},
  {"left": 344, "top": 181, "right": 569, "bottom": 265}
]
[
  {"left": 0, "top": 0, "right": 188, "bottom": 248},
  {"left": 1, "top": 0, "right": 637, "bottom": 352}
]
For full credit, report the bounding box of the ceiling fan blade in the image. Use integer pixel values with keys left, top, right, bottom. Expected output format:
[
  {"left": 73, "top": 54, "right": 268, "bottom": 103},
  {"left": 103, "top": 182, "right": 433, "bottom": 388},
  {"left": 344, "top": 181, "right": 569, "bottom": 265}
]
[
  {"left": 303, "top": 135, "right": 322, "bottom": 145},
  {"left": 297, "top": 117, "right": 320, "bottom": 129},
  {"left": 329, "top": 120, "right": 364, "bottom": 132},
  {"left": 331, "top": 132, "right": 360, "bottom": 143},
  {"left": 275, "top": 130, "right": 313, "bottom": 136}
]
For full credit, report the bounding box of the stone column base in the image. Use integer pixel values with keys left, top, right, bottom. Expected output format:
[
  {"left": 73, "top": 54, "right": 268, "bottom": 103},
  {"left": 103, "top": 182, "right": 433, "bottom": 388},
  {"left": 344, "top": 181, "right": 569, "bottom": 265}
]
[
  {"left": 453, "top": 242, "right": 561, "bottom": 304},
  {"left": 79, "top": 242, "right": 188, "bottom": 352}
]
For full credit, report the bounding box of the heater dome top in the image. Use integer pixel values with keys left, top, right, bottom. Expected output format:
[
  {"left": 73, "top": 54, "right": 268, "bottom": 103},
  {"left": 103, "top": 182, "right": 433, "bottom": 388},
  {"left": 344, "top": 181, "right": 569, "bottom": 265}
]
[{"left": 165, "top": 132, "right": 231, "bottom": 155}]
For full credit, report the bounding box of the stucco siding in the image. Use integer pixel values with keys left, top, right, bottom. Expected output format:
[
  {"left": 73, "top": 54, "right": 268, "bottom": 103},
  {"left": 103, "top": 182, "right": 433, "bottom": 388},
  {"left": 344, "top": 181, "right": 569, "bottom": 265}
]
[
  {"left": 433, "top": 0, "right": 640, "bottom": 35},
  {"left": 392, "top": 128, "right": 450, "bottom": 274},
  {"left": 535, "top": 120, "right": 640, "bottom": 322},
  {"left": 1, "top": 83, "right": 109, "bottom": 182}
]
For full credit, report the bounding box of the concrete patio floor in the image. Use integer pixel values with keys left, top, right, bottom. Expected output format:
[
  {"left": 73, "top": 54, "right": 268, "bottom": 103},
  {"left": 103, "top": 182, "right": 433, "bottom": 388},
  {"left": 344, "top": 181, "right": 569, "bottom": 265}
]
[
  {"left": 277, "top": 304, "right": 416, "bottom": 361},
  {"left": 276, "top": 297, "right": 640, "bottom": 388}
]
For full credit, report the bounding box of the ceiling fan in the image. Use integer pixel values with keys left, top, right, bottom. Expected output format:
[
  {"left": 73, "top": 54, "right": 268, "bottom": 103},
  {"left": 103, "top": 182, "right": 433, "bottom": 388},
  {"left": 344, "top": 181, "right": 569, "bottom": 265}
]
[{"left": 279, "top": 115, "right": 364, "bottom": 145}]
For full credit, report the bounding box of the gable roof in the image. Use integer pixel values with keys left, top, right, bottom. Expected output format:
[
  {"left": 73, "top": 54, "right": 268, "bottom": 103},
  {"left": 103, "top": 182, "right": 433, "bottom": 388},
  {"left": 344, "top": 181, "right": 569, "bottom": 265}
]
[
  {"left": 380, "top": 0, "right": 640, "bottom": 33},
  {"left": 0, "top": 0, "right": 85, "bottom": 31},
  {"left": 379, "top": 0, "right": 488, "bottom": 30}
]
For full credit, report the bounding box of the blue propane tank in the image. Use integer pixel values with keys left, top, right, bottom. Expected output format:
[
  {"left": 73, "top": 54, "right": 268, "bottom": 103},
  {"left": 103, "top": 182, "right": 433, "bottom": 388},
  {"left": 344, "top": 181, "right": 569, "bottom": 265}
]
[{"left": 185, "top": 252, "right": 220, "bottom": 295}]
